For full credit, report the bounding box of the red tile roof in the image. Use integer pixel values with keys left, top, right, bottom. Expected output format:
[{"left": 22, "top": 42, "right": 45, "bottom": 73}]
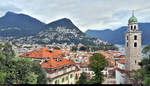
[
  {"left": 20, "top": 47, "right": 75, "bottom": 69},
  {"left": 41, "top": 57, "right": 74, "bottom": 68},
  {"left": 19, "top": 47, "right": 51, "bottom": 58},
  {"left": 117, "top": 59, "right": 125, "bottom": 64},
  {"left": 115, "top": 67, "right": 130, "bottom": 76},
  {"left": 117, "top": 55, "right": 125, "bottom": 58}
]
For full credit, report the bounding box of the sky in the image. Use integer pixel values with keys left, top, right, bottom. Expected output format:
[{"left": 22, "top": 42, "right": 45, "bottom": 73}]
[{"left": 0, "top": 0, "right": 150, "bottom": 32}]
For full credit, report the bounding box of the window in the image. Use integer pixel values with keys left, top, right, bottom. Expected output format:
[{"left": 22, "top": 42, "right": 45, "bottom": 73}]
[
  {"left": 62, "top": 77, "right": 64, "bottom": 82},
  {"left": 55, "top": 68, "right": 58, "bottom": 74},
  {"left": 135, "top": 60, "right": 136, "bottom": 64},
  {"left": 127, "top": 42, "right": 128, "bottom": 47},
  {"left": 134, "top": 26, "right": 136, "bottom": 30},
  {"left": 55, "top": 80, "right": 57, "bottom": 84},
  {"left": 134, "top": 42, "right": 137, "bottom": 47},
  {"left": 63, "top": 67, "right": 67, "bottom": 73},
  {"left": 70, "top": 74, "right": 73, "bottom": 78},
  {"left": 56, "top": 58, "right": 62, "bottom": 62},
  {"left": 66, "top": 76, "right": 68, "bottom": 80},
  {"left": 127, "top": 36, "right": 128, "bottom": 40},
  {"left": 131, "top": 26, "right": 133, "bottom": 30},
  {"left": 86, "top": 68, "right": 88, "bottom": 71},
  {"left": 26, "top": 53, "right": 30, "bottom": 56},
  {"left": 45, "top": 58, "right": 48, "bottom": 62},
  {"left": 134, "top": 35, "right": 137, "bottom": 40}
]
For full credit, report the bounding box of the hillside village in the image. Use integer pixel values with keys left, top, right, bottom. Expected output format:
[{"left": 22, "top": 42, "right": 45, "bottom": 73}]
[
  {"left": 7, "top": 43, "right": 124, "bottom": 84},
  {"left": 1, "top": 0, "right": 150, "bottom": 85}
]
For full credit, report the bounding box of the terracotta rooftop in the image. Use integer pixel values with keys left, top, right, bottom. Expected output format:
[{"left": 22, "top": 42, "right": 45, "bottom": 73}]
[
  {"left": 19, "top": 47, "right": 51, "bottom": 58},
  {"left": 98, "top": 51, "right": 113, "bottom": 57},
  {"left": 117, "top": 55, "right": 125, "bottom": 58},
  {"left": 115, "top": 67, "right": 130, "bottom": 76},
  {"left": 117, "top": 59, "right": 125, "bottom": 64},
  {"left": 20, "top": 47, "right": 75, "bottom": 70},
  {"left": 41, "top": 57, "right": 74, "bottom": 69},
  {"left": 19, "top": 47, "right": 64, "bottom": 59}
]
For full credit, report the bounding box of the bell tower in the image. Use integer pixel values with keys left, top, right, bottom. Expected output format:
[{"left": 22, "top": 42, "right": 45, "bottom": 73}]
[{"left": 125, "top": 11, "right": 142, "bottom": 72}]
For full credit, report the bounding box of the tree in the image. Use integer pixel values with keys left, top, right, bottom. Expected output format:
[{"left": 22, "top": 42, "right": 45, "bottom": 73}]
[
  {"left": 129, "top": 44, "right": 150, "bottom": 85},
  {"left": 71, "top": 46, "right": 78, "bottom": 52},
  {"left": 143, "top": 77, "right": 150, "bottom": 86},
  {"left": 31, "top": 62, "right": 47, "bottom": 84},
  {"left": 53, "top": 46, "right": 60, "bottom": 50},
  {"left": 5, "top": 57, "right": 47, "bottom": 84},
  {"left": 88, "top": 53, "right": 107, "bottom": 84},
  {"left": 5, "top": 57, "right": 37, "bottom": 84},
  {"left": 79, "top": 46, "right": 88, "bottom": 51},
  {"left": 142, "top": 45, "right": 150, "bottom": 54},
  {"left": 76, "top": 72, "right": 88, "bottom": 84},
  {"left": 0, "top": 70, "right": 6, "bottom": 84},
  {"left": 23, "top": 72, "right": 38, "bottom": 84},
  {"left": 129, "top": 69, "right": 146, "bottom": 85},
  {"left": 2, "top": 42, "right": 15, "bottom": 59},
  {"left": 0, "top": 43, "right": 47, "bottom": 84}
]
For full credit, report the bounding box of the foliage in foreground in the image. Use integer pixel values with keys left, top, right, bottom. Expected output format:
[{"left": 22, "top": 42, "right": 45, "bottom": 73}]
[
  {"left": 0, "top": 42, "right": 47, "bottom": 84},
  {"left": 76, "top": 53, "right": 107, "bottom": 84},
  {"left": 76, "top": 72, "right": 88, "bottom": 84},
  {"left": 129, "top": 44, "right": 150, "bottom": 85},
  {"left": 88, "top": 53, "right": 107, "bottom": 84}
]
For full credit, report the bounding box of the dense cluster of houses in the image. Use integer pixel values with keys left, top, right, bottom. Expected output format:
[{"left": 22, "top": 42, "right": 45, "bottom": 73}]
[{"left": 18, "top": 46, "right": 126, "bottom": 84}]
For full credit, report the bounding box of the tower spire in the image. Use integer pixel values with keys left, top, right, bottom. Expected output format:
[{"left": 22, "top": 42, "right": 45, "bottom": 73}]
[{"left": 132, "top": 10, "right": 134, "bottom": 16}]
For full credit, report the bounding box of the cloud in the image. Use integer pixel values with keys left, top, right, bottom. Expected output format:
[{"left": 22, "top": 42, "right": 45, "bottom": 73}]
[
  {"left": 0, "top": 1, "right": 21, "bottom": 16},
  {"left": 0, "top": 0, "right": 150, "bottom": 32}
]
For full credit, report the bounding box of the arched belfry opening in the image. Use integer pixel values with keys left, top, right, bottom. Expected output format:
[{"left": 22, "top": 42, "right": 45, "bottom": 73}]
[
  {"left": 131, "top": 26, "right": 133, "bottom": 30},
  {"left": 134, "top": 25, "right": 136, "bottom": 30}
]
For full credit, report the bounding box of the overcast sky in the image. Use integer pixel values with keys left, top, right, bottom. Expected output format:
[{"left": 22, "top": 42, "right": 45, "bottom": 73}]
[{"left": 0, "top": 0, "right": 150, "bottom": 32}]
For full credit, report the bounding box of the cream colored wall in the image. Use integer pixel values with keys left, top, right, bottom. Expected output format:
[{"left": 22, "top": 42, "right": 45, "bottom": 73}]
[
  {"left": 125, "top": 31, "right": 141, "bottom": 71},
  {"left": 125, "top": 21, "right": 142, "bottom": 84},
  {"left": 50, "top": 71, "right": 76, "bottom": 84}
]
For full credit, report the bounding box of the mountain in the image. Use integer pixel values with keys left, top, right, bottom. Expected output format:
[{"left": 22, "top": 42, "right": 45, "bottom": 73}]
[
  {"left": 85, "top": 23, "right": 150, "bottom": 45},
  {"left": 0, "top": 11, "right": 45, "bottom": 36},
  {"left": 9, "top": 18, "right": 108, "bottom": 46}
]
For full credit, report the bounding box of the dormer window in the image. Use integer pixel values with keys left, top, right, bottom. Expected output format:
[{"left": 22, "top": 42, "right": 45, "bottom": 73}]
[
  {"left": 45, "top": 60, "right": 48, "bottom": 63},
  {"left": 54, "top": 68, "right": 57, "bottom": 70},
  {"left": 49, "top": 50, "right": 52, "bottom": 53},
  {"left": 54, "top": 68, "right": 58, "bottom": 74},
  {"left": 69, "top": 64, "right": 72, "bottom": 67},
  {"left": 56, "top": 58, "right": 59, "bottom": 61},
  {"left": 55, "top": 57, "right": 62, "bottom": 62},
  {"left": 45, "top": 58, "right": 49, "bottom": 62},
  {"left": 26, "top": 53, "right": 30, "bottom": 56},
  {"left": 49, "top": 49, "right": 53, "bottom": 53}
]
